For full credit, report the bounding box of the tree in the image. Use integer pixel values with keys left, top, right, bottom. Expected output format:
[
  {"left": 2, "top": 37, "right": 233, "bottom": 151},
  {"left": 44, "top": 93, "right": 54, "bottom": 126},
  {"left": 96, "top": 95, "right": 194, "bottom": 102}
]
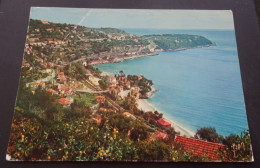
[
  {"left": 220, "top": 130, "right": 252, "bottom": 161},
  {"left": 31, "top": 88, "right": 63, "bottom": 120},
  {"left": 98, "top": 79, "right": 109, "bottom": 90},
  {"left": 71, "top": 93, "right": 95, "bottom": 118},
  {"left": 130, "top": 123, "right": 148, "bottom": 141},
  {"left": 108, "top": 114, "right": 133, "bottom": 133},
  {"left": 195, "top": 127, "right": 220, "bottom": 143}
]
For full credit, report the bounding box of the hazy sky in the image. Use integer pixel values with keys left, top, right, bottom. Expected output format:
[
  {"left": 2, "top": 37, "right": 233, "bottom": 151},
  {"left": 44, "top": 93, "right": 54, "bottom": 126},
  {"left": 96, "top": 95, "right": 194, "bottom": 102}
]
[{"left": 30, "top": 7, "right": 234, "bottom": 30}]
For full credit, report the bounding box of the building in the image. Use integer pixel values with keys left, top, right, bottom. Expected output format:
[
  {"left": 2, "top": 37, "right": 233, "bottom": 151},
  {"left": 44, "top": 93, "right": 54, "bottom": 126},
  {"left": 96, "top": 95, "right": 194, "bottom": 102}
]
[
  {"left": 92, "top": 115, "right": 102, "bottom": 124},
  {"left": 175, "top": 135, "right": 226, "bottom": 161},
  {"left": 117, "top": 85, "right": 124, "bottom": 92},
  {"left": 48, "top": 62, "right": 54, "bottom": 67},
  {"left": 109, "top": 87, "right": 118, "bottom": 96},
  {"left": 157, "top": 119, "right": 171, "bottom": 129},
  {"left": 123, "top": 112, "right": 136, "bottom": 120},
  {"left": 82, "top": 61, "right": 87, "bottom": 66},
  {"left": 96, "top": 95, "right": 105, "bottom": 104},
  {"left": 47, "top": 89, "right": 58, "bottom": 95},
  {"left": 59, "top": 98, "right": 71, "bottom": 106},
  {"left": 41, "top": 20, "right": 50, "bottom": 25},
  {"left": 130, "top": 86, "right": 140, "bottom": 99},
  {"left": 46, "top": 28, "right": 54, "bottom": 32},
  {"left": 26, "top": 81, "right": 45, "bottom": 88},
  {"left": 125, "top": 81, "right": 131, "bottom": 89},
  {"left": 155, "top": 131, "right": 168, "bottom": 139},
  {"left": 137, "top": 75, "right": 143, "bottom": 80},
  {"left": 109, "top": 76, "right": 117, "bottom": 83},
  {"left": 88, "top": 75, "right": 100, "bottom": 86},
  {"left": 58, "top": 72, "right": 64, "bottom": 76}
]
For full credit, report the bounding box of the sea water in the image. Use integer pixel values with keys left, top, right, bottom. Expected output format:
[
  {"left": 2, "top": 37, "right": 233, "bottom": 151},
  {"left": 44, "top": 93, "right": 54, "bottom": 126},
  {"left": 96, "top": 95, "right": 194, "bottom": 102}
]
[{"left": 95, "top": 29, "right": 248, "bottom": 137}]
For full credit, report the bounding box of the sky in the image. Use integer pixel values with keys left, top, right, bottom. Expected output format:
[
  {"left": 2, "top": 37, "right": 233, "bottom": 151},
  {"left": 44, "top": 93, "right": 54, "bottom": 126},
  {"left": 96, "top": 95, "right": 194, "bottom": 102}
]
[{"left": 30, "top": 7, "right": 234, "bottom": 30}]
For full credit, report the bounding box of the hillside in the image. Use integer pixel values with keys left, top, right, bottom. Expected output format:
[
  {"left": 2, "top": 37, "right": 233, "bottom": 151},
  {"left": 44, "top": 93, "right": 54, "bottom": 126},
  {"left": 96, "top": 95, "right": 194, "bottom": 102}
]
[
  {"left": 142, "top": 34, "right": 214, "bottom": 51},
  {"left": 26, "top": 19, "right": 214, "bottom": 65}
]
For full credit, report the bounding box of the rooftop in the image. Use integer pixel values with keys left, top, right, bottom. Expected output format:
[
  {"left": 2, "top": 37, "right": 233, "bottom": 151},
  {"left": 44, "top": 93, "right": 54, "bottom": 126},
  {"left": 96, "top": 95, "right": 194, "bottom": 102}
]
[{"left": 175, "top": 135, "right": 226, "bottom": 161}]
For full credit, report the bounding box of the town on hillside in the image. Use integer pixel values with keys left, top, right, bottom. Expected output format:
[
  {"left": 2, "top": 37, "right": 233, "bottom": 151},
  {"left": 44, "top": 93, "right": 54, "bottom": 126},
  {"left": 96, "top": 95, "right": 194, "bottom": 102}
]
[{"left": 6, "top": 19, "right": 252, "bottom": 162}]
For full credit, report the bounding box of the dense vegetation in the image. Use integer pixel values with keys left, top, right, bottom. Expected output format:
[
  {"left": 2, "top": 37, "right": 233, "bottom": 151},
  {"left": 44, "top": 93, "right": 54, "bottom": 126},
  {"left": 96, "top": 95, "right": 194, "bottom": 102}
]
[{"left": 142, "top": 34, "right": 214, "bottom": 50}]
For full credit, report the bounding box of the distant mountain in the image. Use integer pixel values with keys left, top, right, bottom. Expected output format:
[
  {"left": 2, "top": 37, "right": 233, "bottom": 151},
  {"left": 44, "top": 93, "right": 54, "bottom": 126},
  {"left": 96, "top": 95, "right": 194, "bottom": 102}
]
[{"left": 142, "top": 34, "right": 214, "bottom": 51}]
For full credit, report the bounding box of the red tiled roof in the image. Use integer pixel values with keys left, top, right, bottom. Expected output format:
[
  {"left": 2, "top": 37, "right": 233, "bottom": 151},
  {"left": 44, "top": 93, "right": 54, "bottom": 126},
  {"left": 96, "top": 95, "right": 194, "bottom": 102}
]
[
  {"left": 123, "top": 112, "right": 131, "bottom": 117},
  {"left": 47, "top": 89, "right": 57, "bottom": 94},
  {"left": 175, "top": 135, "right": 226, "bottom": 161},
  {"left": 39, "top": 81, "right": 45, "bottom": 85},
  {"left": 96, "top": 96, "right": 105, "bottom": 103},
  {"left": 155, "top": 131, "right": 168, "bottom": 139},
  {"left": 99, "top": 108, "right": 107, "bottom": 112},
  {"left": 157, "top": 119, "right": 171, "bottom": 128},
  {"left": 57, "top": 77, "right": 67, "bottom": 81},
  {"left": 110, "top": 87, "right": 117, "bottom": 91},
  {"left": 58, "top": 72, "right": 64, "bottom": 75},
  {"left": 59, "top": 98, "right": 70, "bottom": 105}
]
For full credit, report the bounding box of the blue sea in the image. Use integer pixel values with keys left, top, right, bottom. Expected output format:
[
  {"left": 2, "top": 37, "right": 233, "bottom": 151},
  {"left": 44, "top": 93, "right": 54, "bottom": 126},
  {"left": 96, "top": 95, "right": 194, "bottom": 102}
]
[{"left": 95, "top": 29, "right": 248, "bottom": 137}]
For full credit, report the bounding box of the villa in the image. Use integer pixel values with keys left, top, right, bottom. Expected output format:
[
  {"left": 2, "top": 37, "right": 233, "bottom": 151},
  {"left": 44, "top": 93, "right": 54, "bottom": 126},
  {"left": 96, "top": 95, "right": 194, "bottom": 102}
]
[{"left": 157, "top": 119, "right": 171, "bottom": 129}]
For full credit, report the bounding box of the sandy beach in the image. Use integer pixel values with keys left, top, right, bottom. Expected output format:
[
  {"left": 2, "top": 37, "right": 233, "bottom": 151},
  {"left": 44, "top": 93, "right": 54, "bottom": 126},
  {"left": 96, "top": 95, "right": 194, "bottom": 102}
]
[{"left": 137, "top": 99, "right": 195, "bottom": 137}]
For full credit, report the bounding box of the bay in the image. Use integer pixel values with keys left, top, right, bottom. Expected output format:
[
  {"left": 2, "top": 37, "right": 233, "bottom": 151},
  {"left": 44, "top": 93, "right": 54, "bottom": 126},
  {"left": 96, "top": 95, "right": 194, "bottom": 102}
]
[{"left": 95, "top": 29, "right": 248, "bottom": 137}]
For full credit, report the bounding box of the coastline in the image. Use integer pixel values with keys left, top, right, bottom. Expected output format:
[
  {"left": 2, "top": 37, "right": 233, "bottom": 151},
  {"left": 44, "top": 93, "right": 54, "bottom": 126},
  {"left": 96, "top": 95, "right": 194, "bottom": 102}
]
[
  {"left": 90, "top": 43, "right": 215, "bottom": 66},
  {"left": 137, "top": 99, "right": 195, "bottom": 137}
]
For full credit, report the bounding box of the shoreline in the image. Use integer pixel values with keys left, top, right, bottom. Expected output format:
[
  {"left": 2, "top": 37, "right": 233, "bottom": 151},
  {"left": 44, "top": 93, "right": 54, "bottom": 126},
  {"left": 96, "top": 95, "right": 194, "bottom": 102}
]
[
  {"left": 90, "top": 43, "right": 215, "bottom": 66},
  {"left": 137, "top": 99, "right": 195, "bottom": 137}
]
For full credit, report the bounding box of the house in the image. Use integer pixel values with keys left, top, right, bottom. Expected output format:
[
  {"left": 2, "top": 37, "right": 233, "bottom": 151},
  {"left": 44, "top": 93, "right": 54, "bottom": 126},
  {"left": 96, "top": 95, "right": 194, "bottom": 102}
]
[
  {"left": 38, "top": 81, "right": 45, "bottom": 87},
  {"left": 59, "top": 98, "right": 71, "bottom": 106},
  {"left": 38, "top": 69, "right": 46, "bottom": 73},
  {"left": 48, "top": 62, "right": 54, "bottom": 67},
  {"left": 59, "top": 87, "right": 72, "bottom": 95},
  {"left": 130, "top": 86, "right": 140, "bottom": 99},
  {"left": 117, "top": 85, "right": 124, "bottom": 92},
  {"left": 96, "top": 95, "right": 105, "bottom": 104},
  {"left": 41, "top": 20, "right": 50, "bottom": 25},
  {"left": 109, "top": 87, "right": 118, "bottom": 96},
  {"left": 58, "top": 72, "right": 64, "bottom": 76},
  {"left": 47, "top": 89, "right": 58, "bottom": 95},
  {"left": 123, "top": 112, "right": 136, "bottom": 120},
  {"left": 37, "top": 58, "right": 43, "bottom": 63},
  {"left": 125, "top": 81, "right": 131, "bottom": 89},
  {"left": 26, "top": 81, "right": 45, "bottom": 88},
  {"left": 46, "top": 28, "right": 54, "bottom": 32},
  {"left": 137, "top": 75, "right": 143, "bottom": 80},
  {"left": 109, "top": 76, "right": 117, "bottom": 83},
  {"left": 175, "top": 135, "right": 226, "bottom": 161},
  {"left": 110, "top": 81, "right": 117, "bottom": 87},
  {"left": 46, "top": 69, "right": 52, "bottom": 73},
  {"left": 92, "top": 115, "right": 102, "bottom": 124},
  {"left": 57, "top": 77, "right": 67, "bottom": 83},
  {"left": 155, "top": 131, "right": 168, "bottom": 139},
  {"left": 82, "top": 61, "right": 87, "bottom": 66},
  {"left": 88, "top": 75, "right": 100, "bottom": 86},
  {"left": 99, "top": 108, "right": 108, "bottom": 112},
  {"left": 157, "top": 119, "right": 171, "bottom": 129},
  {"left": 23, "top": 63, "right": 30, "bottom": 67}
]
